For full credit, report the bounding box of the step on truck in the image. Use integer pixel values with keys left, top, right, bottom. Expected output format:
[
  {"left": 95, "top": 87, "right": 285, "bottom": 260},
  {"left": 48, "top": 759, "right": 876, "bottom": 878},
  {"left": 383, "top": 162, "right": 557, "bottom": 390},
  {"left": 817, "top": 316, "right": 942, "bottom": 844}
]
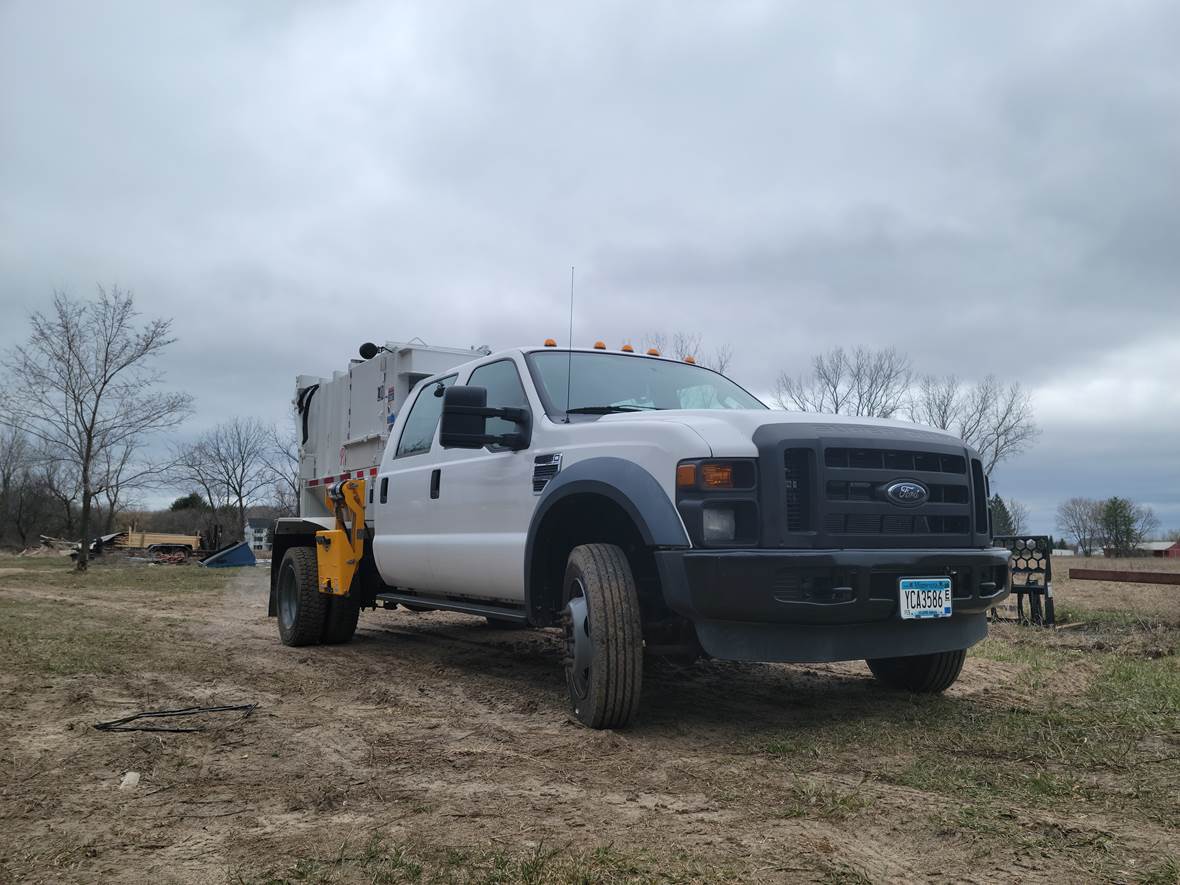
[{"left": 270, "top": 338, "right": 1011, "bottom": 728}]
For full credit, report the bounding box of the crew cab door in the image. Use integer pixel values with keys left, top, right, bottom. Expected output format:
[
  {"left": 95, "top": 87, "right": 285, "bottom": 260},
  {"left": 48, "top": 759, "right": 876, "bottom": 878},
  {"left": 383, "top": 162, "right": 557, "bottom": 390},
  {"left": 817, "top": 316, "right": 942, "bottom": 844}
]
[
  {"left": 373, "top": 374, "right": 456, "bottom": 589},
  {"left": 427, "top": 357, "right": 538, "bottom": 601}
]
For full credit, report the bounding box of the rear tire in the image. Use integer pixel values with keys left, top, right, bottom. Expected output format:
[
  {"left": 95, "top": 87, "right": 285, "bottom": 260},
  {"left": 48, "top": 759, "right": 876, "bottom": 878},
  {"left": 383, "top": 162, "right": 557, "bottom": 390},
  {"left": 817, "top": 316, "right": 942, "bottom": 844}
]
[
  {"left": 323, "top": 595, "right": 360, "bottom": 644},
  {"left": 276, "top": 547, "right": 328, "bottom": 646},
  {"left": 866, "top": 648, "right": 967, "bottom": 693},
  {"left": 561, "top": 543, "right": 643, "bottom": 729}
]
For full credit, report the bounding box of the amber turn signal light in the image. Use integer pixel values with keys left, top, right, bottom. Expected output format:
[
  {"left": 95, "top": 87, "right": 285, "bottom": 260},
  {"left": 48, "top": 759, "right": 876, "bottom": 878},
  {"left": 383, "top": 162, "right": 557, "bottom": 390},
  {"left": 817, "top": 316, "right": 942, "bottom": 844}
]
[
  {"left": 676, "top": 464, "right": 697, "bottom": 488},
  {"left": 701, "top": 463, "right": 734, "bottom": 489}
]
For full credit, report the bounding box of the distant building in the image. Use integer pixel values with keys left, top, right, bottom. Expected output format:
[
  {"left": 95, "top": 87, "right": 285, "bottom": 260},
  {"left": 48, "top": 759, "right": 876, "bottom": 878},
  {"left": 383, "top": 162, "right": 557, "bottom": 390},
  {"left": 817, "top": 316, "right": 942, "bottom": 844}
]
[
  {"left": 244, "top": 517, "right": 273, "bottom": 552},
  {"left": 1137, "top": 540, "right": 1180, "bottom": 558}
]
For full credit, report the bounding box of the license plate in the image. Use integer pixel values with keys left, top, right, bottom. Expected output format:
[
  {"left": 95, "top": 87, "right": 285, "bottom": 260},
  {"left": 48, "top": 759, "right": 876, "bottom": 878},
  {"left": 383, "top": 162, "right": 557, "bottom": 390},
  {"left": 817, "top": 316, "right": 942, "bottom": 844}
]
[{"left": 899, "top": 577, "right": 953, "bottom": 620}]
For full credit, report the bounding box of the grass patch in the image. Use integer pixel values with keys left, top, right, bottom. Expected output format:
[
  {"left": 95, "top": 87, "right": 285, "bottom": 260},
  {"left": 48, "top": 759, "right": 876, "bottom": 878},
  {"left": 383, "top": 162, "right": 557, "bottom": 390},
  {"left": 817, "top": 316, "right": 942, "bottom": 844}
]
[
  {"left": 0, "top": 554, "right": 234, "bottom": 594},
  {"left": 0, "top": 598, "right": 143, "bottom": 675},
  {"left": 1057, "top": 603, "right": 1180, "bottom": 633},
  {"left": 1137, "top": 857, "right": 1180, "bottom": 885},
  {"left": 229, "top": 837, "right": 731, "bottom": 884},
  {"left": 763, "top": 634, "right": 1180, "bottom": 825},
  {"left": 776, "top": 781, "right": 870, "bottom": 821}
]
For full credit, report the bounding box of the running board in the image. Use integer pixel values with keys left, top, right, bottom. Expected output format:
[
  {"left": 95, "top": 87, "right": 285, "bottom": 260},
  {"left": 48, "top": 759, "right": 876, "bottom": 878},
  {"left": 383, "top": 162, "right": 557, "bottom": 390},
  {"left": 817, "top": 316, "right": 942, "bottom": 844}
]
[{"left": 374, "top": 591, "right": 529, "bottom": 624}]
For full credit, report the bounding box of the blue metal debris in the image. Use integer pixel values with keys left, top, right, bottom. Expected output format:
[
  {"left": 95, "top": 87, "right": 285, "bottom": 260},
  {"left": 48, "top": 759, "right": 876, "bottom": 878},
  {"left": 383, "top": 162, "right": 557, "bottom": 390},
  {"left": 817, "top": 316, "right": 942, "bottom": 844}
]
[{"left": 199, "top": 541, "right": 257, "bottom": 569}]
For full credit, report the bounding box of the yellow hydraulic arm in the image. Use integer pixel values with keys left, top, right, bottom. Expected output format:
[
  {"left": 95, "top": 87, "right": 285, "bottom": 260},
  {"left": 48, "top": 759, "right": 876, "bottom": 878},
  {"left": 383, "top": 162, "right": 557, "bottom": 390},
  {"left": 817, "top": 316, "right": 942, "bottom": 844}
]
[{"left": 315, "top": 479, "right": 366, "bottom": 596}]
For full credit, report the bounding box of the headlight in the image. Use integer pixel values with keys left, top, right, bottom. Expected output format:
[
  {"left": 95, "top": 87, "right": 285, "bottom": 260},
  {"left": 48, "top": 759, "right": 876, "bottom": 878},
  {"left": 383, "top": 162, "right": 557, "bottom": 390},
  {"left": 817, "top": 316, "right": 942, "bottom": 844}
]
[
  {"left": 675, "top": 458, "right": 759, "bottom": 547},
  {"left": 702, "top": 506, "right": 736, "bottom": 542}
]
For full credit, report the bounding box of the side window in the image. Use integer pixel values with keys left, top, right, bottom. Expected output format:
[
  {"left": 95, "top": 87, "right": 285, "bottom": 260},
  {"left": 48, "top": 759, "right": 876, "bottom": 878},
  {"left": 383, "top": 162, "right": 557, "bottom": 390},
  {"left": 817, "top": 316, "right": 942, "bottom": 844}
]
[
  {"left": 468, "top": 359, "right": 530, "bottom": 438},
  {"left": 395, "top": 375, "right": 456, "bottom": 457}
]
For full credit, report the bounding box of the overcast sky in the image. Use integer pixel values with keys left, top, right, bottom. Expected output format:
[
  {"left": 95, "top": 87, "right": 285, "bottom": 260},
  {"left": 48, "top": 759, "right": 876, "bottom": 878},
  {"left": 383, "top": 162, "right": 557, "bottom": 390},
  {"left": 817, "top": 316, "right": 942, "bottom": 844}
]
[{"left": 2, "top": 1, "right": 1178, "bottom": 533}]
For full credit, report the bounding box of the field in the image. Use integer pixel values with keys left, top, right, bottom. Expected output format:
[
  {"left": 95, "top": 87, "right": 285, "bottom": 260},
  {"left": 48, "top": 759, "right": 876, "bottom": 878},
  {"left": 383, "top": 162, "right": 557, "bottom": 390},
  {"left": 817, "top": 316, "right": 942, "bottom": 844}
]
[{"left": 1, "top": 555, "right": 1178, "bottom": 884}]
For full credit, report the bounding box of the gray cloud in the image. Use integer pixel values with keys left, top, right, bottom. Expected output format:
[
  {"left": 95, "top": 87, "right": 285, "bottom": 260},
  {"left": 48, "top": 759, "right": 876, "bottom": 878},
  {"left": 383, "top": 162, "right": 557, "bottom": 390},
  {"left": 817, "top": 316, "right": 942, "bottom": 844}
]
[{"left": 2, "top": 1, "right": 1178, "bottom": 530}]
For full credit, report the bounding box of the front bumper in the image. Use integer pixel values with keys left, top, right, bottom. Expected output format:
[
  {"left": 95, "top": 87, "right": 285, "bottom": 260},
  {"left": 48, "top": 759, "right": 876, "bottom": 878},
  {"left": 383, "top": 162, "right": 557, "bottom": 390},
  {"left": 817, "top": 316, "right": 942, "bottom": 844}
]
[{"left": 654, "top": 547, "right": 1010, "bottom": 664}]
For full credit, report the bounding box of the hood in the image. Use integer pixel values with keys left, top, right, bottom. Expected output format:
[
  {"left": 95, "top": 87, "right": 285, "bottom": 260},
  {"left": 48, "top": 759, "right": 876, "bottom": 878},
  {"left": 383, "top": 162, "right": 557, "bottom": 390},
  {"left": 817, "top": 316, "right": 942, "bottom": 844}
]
[{"left": 595, "top": 409, "right": 962, "bottom": 457}]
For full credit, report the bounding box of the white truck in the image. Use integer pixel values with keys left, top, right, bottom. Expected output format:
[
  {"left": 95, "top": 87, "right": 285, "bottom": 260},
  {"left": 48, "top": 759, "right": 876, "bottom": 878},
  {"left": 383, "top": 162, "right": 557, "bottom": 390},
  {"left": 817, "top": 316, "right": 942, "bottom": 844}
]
[{"left": 271, "top": 339, "right": 1010, "bottom": 728}]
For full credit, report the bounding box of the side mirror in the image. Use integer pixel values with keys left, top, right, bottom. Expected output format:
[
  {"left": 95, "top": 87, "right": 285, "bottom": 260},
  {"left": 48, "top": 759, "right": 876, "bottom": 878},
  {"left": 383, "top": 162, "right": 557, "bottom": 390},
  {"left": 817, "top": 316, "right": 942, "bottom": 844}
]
[{"left": 439, "top": 386, "right": 530, "bottom": 450}]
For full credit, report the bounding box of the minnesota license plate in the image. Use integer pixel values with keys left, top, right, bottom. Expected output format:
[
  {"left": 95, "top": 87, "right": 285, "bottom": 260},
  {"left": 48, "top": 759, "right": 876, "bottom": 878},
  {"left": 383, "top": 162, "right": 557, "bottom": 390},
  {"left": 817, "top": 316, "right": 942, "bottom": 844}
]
[{"left": 899, "top": 577, "right": 953, "bottom": 620}]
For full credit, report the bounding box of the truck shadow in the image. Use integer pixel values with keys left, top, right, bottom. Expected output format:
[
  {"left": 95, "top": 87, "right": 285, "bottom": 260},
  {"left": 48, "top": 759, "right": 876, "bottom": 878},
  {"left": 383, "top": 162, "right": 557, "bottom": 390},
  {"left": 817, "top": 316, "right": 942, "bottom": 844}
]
[{"left": 358, "top": 613, "right": 979, "bottom": 736}]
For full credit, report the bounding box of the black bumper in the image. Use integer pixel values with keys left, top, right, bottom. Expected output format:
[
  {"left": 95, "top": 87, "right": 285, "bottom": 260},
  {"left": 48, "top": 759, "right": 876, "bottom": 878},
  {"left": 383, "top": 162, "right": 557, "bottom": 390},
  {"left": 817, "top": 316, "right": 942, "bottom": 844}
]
[{"left": 654, "top": 547, "right": 1010, "bottom": 664}]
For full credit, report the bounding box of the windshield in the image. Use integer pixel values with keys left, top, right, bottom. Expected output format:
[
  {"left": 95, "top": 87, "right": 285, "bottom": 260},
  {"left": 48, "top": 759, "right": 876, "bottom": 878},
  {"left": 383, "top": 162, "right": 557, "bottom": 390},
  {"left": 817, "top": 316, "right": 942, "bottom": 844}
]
[{"left": 526, "top": 351, "right": 766, "bottom": 415}]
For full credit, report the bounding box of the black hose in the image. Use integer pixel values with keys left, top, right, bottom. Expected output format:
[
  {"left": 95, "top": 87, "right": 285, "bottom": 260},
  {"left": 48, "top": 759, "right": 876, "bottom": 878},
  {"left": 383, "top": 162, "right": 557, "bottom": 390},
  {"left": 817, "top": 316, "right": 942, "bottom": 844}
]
[{"left": 296, "top": 384, "right": 319, "bottom": 445}]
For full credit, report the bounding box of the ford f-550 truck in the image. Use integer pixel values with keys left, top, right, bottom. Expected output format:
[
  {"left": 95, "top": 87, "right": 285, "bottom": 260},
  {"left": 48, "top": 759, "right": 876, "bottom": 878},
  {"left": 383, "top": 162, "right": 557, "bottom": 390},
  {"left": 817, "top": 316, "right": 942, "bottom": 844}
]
[{"left": 271, "top": 340, "right": 1010, "bottom": 728}]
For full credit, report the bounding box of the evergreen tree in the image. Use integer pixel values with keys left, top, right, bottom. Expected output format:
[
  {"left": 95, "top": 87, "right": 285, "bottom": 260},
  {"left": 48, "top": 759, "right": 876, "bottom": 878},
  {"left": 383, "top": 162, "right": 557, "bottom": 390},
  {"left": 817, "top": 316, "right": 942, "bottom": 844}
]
[{"left": 989, "top": 494, "right": 1014, "bottom": 536}]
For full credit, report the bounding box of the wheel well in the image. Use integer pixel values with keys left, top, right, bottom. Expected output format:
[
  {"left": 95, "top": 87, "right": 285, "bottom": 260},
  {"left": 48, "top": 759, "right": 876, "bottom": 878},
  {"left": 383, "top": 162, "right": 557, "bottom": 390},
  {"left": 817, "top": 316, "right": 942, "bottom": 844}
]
[{"left": 527, "top": 493, "right": 663, "bottom": 627}]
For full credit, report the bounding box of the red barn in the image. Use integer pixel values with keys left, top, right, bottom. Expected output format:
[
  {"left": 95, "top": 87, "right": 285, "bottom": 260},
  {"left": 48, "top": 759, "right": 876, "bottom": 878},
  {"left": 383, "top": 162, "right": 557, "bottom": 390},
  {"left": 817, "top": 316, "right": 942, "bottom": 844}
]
[{"left": 1137, "top": 540, "right": 1180, "bottom": 558}]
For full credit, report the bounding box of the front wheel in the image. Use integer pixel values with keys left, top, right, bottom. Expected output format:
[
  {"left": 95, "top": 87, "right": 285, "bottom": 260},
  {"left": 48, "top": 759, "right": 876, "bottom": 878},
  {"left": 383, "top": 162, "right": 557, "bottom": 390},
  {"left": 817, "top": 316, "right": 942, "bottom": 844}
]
[
  {"left": 561, "top": 544, "right": 643, "bottom": 729},
  {"left": 866, "top": 648, "right": 967, "bottom": 693}
]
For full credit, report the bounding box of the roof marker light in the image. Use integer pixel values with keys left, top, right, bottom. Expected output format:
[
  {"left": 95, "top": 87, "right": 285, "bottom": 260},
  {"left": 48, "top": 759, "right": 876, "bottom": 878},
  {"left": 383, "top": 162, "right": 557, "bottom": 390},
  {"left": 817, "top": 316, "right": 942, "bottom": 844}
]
[
  {"left": 683, "top": 355, "right": 696, "bottom": 364},
  {"left": 593, "top": 340, "right": 606, "bottom": 350},
  {"left": 544, "top": 338, "right": 557, "bottom": 347},
  {"left": 646, "top": 348, "right": 660, "bottom": 356},
  {"left": 621, "top": 343, "right": 635, "bottom": 352}
]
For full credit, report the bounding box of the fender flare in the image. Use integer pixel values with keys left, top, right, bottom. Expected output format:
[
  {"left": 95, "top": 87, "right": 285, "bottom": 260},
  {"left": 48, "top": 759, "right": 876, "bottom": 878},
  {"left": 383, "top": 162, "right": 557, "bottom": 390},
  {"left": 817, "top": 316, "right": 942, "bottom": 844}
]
[{"left": 524, "top": 456, "right": 689, "bottom": 620}]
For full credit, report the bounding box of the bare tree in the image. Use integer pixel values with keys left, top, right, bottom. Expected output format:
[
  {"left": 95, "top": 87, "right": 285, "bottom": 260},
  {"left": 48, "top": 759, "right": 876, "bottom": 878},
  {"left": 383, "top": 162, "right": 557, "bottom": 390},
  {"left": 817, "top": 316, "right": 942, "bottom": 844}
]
[
  {"left": 261, "top": 422, "right": 300, "bottom": 516},
  {"left": 642, "top": 331, "right": 668, "bottom": 355},
  {"left": 0, "top": 426, "right": 33, "bottom": 546},
  {"left": 671, "top": 332, "right": 703, "bottom": 362},
  {"left": 0, "top": 430, "right": 49, "bottom": 547},
  {"left": 775, "top": 346, "right": 912, "bottom": 418},
  {"left": 1055, "top": 497, "right": 1103, "bottom": 555},
  {"left": 1007, "top": 498, "right": 1030, "bottom": 535},
  {"left": 0, "top": 287, "right": 193, "bottom": 569},
  {"left": 709, "top": 343, "right": 734, "bottom": 374},
  {"left": 39, "top": 459, "right": 81, "bottom": 538},
  {"left": 93, "top": 439, "right": 163, "bottom": 533},
  {"left": 174, "top": 418, "right": 272, "bottom": 541},
  {"left": 907, "top": 374, "right": 1039, "bottom": 476}
]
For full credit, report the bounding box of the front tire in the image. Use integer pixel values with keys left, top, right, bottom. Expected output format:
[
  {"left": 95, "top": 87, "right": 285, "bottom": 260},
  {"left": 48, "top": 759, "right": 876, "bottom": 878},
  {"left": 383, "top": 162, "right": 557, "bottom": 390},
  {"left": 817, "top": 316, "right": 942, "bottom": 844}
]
[
  {"left": 561, "top": 544, "right": 643, "bottom": 729},
  {"left": 277, "top": 547, "right": 328, "bottom": 647},
  {"left": 866, "top": 648, "right": 967, "bottom": 693}
]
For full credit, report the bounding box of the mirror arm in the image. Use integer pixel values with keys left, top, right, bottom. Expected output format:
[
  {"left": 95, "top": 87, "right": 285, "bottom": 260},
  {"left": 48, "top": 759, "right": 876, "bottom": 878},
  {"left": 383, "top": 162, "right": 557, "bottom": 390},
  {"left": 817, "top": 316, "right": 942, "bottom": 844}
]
[{"left": 445, "top": 404, "right": 529, "bottom": 424}]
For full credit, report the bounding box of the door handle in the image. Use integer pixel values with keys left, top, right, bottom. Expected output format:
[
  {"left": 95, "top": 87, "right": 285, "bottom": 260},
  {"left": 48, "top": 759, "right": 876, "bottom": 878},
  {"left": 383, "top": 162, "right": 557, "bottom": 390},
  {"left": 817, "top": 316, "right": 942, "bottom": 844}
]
[{"left": 429, "top": 468, "right": 441, "bottom": 499}]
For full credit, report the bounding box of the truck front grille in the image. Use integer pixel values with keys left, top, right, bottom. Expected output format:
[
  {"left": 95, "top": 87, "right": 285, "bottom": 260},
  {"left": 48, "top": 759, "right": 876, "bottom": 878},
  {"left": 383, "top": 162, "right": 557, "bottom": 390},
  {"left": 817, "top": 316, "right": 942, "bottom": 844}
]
[
  {"left": 825, "top": 447, "right": 966, "bottom": 474},
  {"left": 783, "top": 448, "right": 812, "bottom": 532}
]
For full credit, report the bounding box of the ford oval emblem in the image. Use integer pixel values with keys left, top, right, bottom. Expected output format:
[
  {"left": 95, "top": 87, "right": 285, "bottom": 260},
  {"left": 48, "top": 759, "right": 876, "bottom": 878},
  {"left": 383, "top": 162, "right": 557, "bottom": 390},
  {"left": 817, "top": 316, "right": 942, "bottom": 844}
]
[{"left": 886, "top": 480, "right": 929, "bottom": 506}]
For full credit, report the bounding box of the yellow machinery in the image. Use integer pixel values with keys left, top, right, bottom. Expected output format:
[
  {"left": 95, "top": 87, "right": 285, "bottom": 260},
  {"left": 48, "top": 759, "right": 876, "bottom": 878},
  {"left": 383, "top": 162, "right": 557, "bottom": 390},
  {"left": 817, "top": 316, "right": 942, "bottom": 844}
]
[{"left": 315, "top": 479, "right": 366, "bottom": 596}]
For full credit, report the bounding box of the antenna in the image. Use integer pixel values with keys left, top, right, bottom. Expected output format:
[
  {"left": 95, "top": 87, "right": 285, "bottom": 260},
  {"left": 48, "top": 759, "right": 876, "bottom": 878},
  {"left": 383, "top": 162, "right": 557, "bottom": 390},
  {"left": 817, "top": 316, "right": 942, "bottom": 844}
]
[{"left": 565, "top": 266, "right": 575, "bottom": 421}]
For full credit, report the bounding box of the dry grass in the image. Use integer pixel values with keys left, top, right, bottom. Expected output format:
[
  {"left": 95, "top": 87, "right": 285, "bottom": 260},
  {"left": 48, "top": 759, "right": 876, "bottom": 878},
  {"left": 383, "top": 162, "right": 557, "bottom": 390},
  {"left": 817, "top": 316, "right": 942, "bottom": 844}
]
[{"left": 0, "top": 554, "right": 1178, "bottom": 884}]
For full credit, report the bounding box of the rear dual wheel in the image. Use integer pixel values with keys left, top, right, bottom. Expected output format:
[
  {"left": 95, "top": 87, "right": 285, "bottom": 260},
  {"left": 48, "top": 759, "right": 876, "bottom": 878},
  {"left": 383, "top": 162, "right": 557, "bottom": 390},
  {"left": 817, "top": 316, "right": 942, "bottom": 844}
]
[{"left": 276, "top": 547, "right": 359, "bottom": 646}]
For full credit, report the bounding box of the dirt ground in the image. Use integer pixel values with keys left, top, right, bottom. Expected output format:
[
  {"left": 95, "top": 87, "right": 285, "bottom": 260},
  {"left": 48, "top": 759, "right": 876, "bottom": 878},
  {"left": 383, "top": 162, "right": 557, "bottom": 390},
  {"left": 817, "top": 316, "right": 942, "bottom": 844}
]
[{"left": 1, "top": 555, "right": 1177, "bottom": 884}]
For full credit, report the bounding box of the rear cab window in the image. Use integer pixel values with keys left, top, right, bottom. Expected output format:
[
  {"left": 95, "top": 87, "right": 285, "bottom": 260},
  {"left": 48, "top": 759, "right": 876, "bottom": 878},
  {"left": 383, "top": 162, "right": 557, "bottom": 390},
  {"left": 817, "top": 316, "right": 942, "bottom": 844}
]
[{"left": 395, "top": 375, "right": 457, "bottom": 457}]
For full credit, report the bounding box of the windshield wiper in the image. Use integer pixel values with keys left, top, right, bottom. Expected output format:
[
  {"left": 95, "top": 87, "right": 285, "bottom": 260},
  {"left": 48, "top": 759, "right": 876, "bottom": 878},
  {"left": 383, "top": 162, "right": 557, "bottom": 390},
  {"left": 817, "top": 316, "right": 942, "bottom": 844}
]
[{"left": 565, "top": 405, "right": 659, "bottom": 414}]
